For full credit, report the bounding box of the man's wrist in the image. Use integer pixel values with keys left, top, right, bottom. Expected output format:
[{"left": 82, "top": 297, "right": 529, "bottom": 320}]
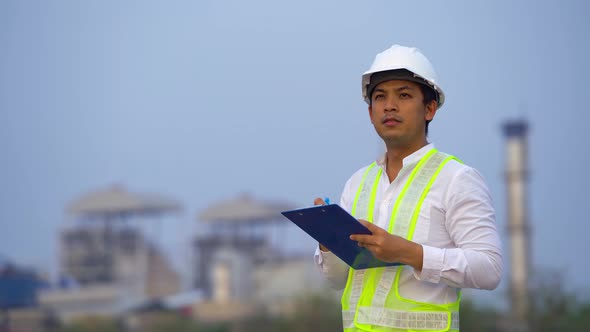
[{"left": 402, "top": 241, "right": 423, "bottom": 272}]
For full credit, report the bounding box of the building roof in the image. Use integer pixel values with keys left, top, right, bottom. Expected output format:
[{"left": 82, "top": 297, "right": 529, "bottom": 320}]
[
  {"left": 66, "top": 185, "right": 182, "bottom": 218},
  {"left": 198, "top": 193, "right": 294, "bottom": 223}
]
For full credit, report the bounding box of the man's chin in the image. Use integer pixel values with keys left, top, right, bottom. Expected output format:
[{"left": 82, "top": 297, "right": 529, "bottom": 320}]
[{"left": 377, "top": 131, "right": 402, "bottom": 142}]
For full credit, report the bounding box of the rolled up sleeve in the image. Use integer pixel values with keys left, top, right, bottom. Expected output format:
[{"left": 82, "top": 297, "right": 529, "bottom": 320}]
[{"left": 414, "top": 167, "right": 503, "bottom": 290}]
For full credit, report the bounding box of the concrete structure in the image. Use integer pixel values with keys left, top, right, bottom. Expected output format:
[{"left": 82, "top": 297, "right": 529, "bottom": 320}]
[
  {"left": 503, "top": 120, "right": 531, "bottom": 331},
  {"left": 40, "top": 185, "right": 182, "bottom": 323},
  {"left": 193, "top": 193, "right": 292, "bottom": 298},
  {"left": 193, "top": 235, "right": 270, "bottom": 299},
  {"left": 190, "top": 258, "right": 323, "bottom": 323},
  {"left": 253, "top": 257, "right": 325, "bottom": 315},
  {"left": 192, "top": 193, "right": 324, "bottom": 321}
]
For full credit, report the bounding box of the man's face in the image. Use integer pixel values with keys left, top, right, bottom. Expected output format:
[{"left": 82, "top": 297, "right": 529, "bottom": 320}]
[{"left": 368, "top": 80, "right": 437, "bottom": 148}]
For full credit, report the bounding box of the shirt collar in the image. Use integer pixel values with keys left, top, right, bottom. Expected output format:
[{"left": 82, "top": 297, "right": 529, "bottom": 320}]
[{"left": 376, "top": 143, "right": 436, "bottom": 169}]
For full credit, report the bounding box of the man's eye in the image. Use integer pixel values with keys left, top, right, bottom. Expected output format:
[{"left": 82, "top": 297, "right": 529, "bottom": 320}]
[
  {"left": 374, "top": 94, "right": 384, "bottom": 100},
  {"left": 400, "top": 93, "right": 411, "bottom": 98}
]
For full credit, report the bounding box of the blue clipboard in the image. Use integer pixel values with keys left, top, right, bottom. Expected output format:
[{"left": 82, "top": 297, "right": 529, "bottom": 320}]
[{"left": 281, "top": 204, "right": 402, "bottom": 270}]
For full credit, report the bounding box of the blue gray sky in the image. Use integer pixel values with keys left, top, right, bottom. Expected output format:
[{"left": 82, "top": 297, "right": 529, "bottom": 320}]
[{"left": 1, "top": 0, "right": 589, "bottom": 306}]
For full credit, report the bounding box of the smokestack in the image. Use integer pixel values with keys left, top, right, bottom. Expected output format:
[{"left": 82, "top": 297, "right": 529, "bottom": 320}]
[{"left": 502, "top": 120, "right": 531, "bottom": 331}]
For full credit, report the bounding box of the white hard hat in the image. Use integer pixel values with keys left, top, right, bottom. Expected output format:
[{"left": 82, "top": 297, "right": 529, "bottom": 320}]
[{"left": 362, "top": 45, "right": 445, "bottom": 107}]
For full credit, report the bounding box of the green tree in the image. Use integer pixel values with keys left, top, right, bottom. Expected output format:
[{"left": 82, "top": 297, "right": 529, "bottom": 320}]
[
  {"left": 60, "top": 316, "right": 119, "bottom": 332},
  {"left": 529, "top": 271, "right": 590, "bottom": 331},
  {"left": 459, "top": 298, "right": 501, "bottom": 332}
]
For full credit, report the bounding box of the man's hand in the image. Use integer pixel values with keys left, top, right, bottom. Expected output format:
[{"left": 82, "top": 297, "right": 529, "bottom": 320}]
[
  {"left": 313, "top": 197, "right": 330, "bottom": 252},
  {"left": 349, "top": 219, "right": 424, "bottom": 271}
]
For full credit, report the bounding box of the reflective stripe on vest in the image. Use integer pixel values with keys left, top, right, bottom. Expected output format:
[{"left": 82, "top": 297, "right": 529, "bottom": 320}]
[
  {"left": 341, "top": 149, "right": 462, "bottom": 332},
  {"left": 343, "top": 309, "right": 460, "bottom": 330}
]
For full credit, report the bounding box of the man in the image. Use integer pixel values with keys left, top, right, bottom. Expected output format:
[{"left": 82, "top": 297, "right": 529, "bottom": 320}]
[{"left": 314, "top": 45, "right": 502, "bottom": 331}]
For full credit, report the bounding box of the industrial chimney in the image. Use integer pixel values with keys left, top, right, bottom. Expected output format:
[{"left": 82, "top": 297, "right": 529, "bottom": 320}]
[{"left": 502, "top": 120, "right": 531, "bottom": 331}]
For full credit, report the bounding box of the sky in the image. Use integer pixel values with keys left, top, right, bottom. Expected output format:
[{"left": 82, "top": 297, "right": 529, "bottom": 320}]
[{"left": 1, "top": 0, "right": 589, "bottom": 307}]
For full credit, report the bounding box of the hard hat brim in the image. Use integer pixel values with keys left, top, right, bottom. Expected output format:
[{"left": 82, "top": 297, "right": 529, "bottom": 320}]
[{"left": 362, "top": 69, "right": 445, "bottom": 107}]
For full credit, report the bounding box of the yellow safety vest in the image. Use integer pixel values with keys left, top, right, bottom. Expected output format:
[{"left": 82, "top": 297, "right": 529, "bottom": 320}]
[{"left": 341, "top": 149, "right": 461, "bottom": 332}]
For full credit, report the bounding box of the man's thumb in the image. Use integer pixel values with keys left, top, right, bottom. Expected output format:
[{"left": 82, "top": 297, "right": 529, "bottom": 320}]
[{"left": 313, "top": 197, "right": 325, "bottom": 205}]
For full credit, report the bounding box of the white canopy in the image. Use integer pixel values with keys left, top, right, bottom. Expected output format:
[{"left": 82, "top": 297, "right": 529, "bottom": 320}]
[
  {"left": 67, "top": 185, "right": 182, "bottom": 218},
  {"left": 198, "top": 193, "right": 294, "bottom": 223}
]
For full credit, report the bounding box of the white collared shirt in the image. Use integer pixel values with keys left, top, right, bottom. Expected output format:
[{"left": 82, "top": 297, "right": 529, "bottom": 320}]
[{"left": 314, "top": 144, "right": 503, "bottom": 304}]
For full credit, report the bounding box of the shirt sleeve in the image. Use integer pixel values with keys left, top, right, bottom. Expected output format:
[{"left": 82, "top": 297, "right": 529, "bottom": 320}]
[
  {"left": 314, "top": 247, "right": 350, "bottom": 290},
  {"left": 414, "top": 167, "right": 503, "bottom": 290},
  {"left": 313, "top": 175, "right": 355, "bottom": 290}
]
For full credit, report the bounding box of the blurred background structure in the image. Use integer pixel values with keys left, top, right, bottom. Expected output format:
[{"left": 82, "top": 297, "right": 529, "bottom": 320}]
[
  {"left": 191, "top": 193, "right": 321, "bottom": 322},
  {"left": 503, "top": 120, "right": 531, "bottom": 332},
  {"left": 1, "top": 0, "right": 590, "bottom": 331},
  {"left": 38, "top": 185, "right": 182, "bottom": 323},
  {"left": 0, "top": 259, "right": 49, "bottom": 332}
]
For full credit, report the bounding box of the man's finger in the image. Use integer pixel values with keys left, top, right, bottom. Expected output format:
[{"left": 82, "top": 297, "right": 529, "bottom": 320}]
[{"left": 350, "top": 234, "right": 372, "bottom": 244}]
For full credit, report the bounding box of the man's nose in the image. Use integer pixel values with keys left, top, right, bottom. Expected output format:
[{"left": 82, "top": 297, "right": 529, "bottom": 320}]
[{"left": 384, "top": 96, "right": 398, "bottom": 112}]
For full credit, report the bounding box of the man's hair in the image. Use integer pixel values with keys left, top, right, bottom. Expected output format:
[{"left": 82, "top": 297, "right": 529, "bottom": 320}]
[
  {"left": 369, "top": 81, "right": 438, "bottom": 136},
  {"left": 418, "top": 84, "right": 437, "bottom": 136}
]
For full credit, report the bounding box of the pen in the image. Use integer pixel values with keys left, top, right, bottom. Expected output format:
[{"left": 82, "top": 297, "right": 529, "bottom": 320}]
[{"left": 324, "top": 197, "right": 330, "bottom": 205}]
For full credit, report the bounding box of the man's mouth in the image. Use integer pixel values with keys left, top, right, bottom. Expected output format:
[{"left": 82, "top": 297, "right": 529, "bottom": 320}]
[{"left": 382, "top": 116, "right": 402, "bottom": 126}]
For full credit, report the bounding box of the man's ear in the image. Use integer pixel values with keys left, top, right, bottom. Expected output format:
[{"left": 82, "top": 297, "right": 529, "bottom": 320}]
[
  {"left": 368, "top": 105, "right": 374, "bottom": 123},
  {"left": 425, "top": 100, "right": 438, "bottom": 121}
]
